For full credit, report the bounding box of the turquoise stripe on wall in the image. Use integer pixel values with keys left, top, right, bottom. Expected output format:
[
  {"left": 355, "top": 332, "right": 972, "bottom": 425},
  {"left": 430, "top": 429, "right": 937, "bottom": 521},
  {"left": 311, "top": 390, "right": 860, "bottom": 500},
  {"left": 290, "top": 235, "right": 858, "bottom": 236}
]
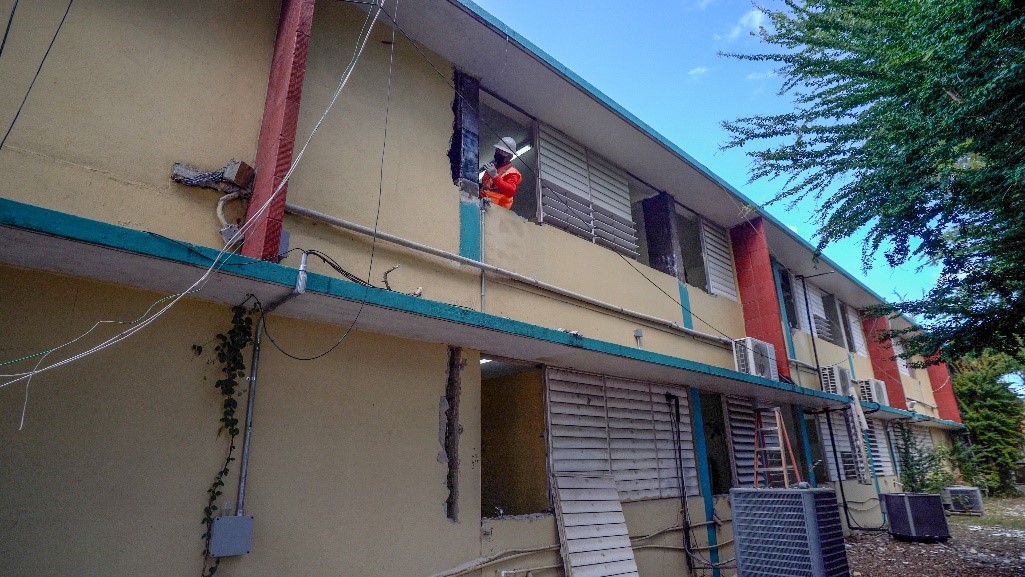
[
  {"left": 678, "top": 281, "right": 694, "bottom": 330},
  {"left": 459, "top": 198, "right": 481, "bottom": 260},
  {"left": 770, "top": 258, "right": 796, "bottom": 359},
  {"left": 689, "top": 389, "right": 720, "bottom": 577}
]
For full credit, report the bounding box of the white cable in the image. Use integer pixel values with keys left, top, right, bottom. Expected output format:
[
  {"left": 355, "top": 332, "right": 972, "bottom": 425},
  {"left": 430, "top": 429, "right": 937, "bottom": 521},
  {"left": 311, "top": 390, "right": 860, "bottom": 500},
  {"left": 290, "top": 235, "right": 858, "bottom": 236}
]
[{"left": 0, "top": 1, "right": 385, "bottom": 392}]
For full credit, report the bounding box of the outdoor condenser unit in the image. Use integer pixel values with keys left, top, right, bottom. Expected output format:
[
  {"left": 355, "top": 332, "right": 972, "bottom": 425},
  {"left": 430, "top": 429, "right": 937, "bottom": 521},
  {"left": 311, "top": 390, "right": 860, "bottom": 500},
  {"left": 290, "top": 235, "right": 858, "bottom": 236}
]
[
  {"left": 733, "top": 337, "right": 779, "bottom": 381},
  {"left": 882, "top": 493, "right": 950, "bottom": 542},
  {"left": 942, "top": 485, "right": 985, "bottom": 515},
  {"left": 730, "top": 487, "right": 850, "bottom": 577}
]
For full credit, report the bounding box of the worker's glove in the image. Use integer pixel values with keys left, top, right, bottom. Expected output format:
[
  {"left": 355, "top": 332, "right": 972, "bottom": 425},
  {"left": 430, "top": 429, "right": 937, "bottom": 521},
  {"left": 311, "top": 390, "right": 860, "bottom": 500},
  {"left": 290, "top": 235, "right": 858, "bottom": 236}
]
[{"left": 483, "top": 162, "right": 498, "bottom": 178}]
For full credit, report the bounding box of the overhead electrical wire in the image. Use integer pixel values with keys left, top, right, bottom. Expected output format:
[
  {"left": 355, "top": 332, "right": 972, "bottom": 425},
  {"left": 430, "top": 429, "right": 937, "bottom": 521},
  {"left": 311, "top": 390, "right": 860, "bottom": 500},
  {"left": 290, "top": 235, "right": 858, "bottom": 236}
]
[
  {"left": 0, "top": 0, "right": 73, "bottom": 152},
  {"left": 0, "top": 0, "right": 386, "bottom": 391},
  {"left": 0, "top": 0, "right": 19, "bottom": 61}
]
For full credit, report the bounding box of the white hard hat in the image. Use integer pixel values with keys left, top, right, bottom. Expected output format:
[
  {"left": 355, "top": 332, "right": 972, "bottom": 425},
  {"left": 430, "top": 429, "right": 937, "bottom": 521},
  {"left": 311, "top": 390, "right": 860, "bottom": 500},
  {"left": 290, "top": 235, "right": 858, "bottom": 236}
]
[{"left": 494, "top": 137, "right": 517, "bottom": 155}]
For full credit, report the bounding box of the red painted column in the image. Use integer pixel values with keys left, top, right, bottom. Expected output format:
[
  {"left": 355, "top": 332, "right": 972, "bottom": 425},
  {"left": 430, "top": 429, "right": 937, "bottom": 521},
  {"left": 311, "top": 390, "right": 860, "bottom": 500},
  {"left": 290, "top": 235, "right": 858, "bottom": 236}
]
[
  {"left": 730, "top": 218, "right": 791, "bottom": 380},
  {"left": 242, "top": 0, "right": 316, "bottom": 261},
  {"left": 862, "top": 315, "right": 908, "bottom": 410},
  {"left": 927, "top": 362, "right": 962, "bottom": 423}
]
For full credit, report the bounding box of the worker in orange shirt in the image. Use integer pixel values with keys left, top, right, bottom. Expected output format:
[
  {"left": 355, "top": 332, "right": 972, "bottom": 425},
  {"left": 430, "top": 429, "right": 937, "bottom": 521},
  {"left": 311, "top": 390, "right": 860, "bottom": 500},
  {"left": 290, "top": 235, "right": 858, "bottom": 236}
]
[{"left": 480, "top": 137, "right": 522, "bottom": 209}]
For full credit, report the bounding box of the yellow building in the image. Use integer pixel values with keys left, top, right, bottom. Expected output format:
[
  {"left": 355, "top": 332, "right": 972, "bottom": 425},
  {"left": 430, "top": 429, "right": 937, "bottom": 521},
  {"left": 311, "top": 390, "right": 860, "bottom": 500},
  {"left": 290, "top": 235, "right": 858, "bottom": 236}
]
[{"left": 0, "top": 1, "right": 964, "bottom": 576}]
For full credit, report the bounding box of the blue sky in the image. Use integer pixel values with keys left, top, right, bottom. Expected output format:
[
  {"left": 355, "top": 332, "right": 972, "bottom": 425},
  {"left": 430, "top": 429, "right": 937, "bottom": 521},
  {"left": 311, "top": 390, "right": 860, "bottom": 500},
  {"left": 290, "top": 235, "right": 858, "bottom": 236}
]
[{"left": 471, "top": 0, "right": 939, "bottom": 304}]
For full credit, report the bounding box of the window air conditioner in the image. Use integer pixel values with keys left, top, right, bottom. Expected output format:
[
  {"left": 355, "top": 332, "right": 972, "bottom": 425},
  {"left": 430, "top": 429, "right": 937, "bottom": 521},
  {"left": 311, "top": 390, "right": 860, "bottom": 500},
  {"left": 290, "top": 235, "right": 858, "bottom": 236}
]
[
  {"left": 819, "top": 366, "right": 853, "bottom": 396},
  {"left": 731, "top": 487, "right": 850, "bottom": 577},
  {"left": 882, "top": 493, "right": 950, "bottom": 542},
  {"left": 856, "top": 378, "right": 889, "bottom": 406},
  {"left": 942, "top": 486, "right": 984, "bottom": 515},
  {"left": 733, "top": 338, "right": 779, "bottom": 381}
]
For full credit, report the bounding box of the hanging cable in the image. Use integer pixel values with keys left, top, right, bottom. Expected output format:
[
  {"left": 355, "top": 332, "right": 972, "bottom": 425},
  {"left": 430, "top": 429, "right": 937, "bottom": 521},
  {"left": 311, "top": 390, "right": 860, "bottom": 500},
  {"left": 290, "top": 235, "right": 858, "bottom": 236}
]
[
  {"left": 1, "top": 0, "right": 73, "bottom": 152},
  {"left": 258, "top": 0, "right": 400, "bottom": 362},
  {"left": 0, "top": 0, "right": 18, "bottom": 61},
  {"left": 0, "top": 1, "right": 386, "bottom": 390}
]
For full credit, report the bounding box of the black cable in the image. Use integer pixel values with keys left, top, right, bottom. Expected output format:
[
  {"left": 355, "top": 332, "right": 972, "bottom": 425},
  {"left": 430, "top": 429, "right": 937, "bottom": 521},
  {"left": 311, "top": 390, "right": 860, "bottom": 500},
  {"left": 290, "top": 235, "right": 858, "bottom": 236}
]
[
  {"left": 0, "top": 0, "right": 18, "bottom": 62},
  {"left": 143, "top": 231, "right": 303, "bottom": 267},
  {"left": 0, "top": 0, "right": 73, "bottom": 152},
  {"left": 306, "top": 249, "right": 374, "bottom": 287}
]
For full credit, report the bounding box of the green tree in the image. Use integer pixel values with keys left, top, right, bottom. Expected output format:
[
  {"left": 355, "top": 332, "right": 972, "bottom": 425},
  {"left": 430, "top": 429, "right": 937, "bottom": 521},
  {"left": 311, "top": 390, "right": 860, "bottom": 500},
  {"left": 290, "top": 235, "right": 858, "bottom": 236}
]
[
  {"left": 952, "top": 352, "right": 1025, "bottom": 495},
  {"left": 722, "top": 0, "right": 1025, "bottom": 362}
]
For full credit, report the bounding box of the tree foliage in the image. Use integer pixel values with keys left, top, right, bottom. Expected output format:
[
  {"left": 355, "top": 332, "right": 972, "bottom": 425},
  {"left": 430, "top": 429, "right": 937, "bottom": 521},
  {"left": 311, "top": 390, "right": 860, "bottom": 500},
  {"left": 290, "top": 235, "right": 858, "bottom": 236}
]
[
  {"left": 952, "top": 352, "right": 1025, "bottom": 495},
  {"left": 722, "top": 0, "right": 1025, "bottom": 362}
]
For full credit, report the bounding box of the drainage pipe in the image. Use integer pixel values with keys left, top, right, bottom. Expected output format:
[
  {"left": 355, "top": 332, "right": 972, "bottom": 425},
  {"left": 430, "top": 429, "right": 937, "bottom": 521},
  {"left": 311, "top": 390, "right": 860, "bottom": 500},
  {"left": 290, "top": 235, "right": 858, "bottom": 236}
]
[
  {"left": 235, "top": 315, "right": 264, "bottom": 516},
  {"left": 284, "top": 203, "right": 734, "bottom": 347}
]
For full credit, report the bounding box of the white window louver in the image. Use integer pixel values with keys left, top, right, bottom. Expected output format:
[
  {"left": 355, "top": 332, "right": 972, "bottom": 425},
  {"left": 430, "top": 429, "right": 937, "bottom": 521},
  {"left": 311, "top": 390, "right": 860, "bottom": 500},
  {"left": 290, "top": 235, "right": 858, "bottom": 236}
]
[
  {"left": 700, "top": 220, "right": 738, "bottom": 301},
  {"left": 791, "top": 273, "right": 808, "bottom": 331},
  {"left": 805, "top": 285, "right": 829, "bottom": 340},
  {"left": 546, "top": 368, "right": 698, "bottom": 500},
  {"left": 538, "top": 126, "right": 638, "bottom": 258},
  {"left": 724, "top": 396, "right": 759, "bottom": 487},
  {"left": 892, "top": 339, "right": 914, "bottom": 377},
  {"left": 845, "top": 305, "right": 868, "bottom": 355},
  {"left": 866, "top": 420, "right": 895, "bottom": 477},
  {"left": 817, "top": 415, "right": 857, "bottom": 481}
]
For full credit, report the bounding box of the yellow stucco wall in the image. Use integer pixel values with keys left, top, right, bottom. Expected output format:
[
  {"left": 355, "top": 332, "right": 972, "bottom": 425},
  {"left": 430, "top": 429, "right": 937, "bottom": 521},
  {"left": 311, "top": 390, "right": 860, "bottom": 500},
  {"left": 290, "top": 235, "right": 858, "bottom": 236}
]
[
  {"left": 0, "top": 0, "right": 275, "bottom": 248},
  {"left": 0, "top": 265, "right": 483, "bottom": 577}
]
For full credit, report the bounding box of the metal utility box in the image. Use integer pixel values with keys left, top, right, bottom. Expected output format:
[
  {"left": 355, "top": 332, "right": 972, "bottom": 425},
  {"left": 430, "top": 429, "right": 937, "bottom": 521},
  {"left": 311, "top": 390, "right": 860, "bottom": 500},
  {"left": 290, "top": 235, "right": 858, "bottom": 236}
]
[
  {"left": 209, "top": 515, "right": 254, "bottom": 557},
  {"left": 942, "top": 485, "right": 984, "bottom": 515},
  {"left": 882, "top": 493, "right": 950, "bottom": 542},
  {"left": 730, "top": 487, "right": 850, "bottom": 577}
]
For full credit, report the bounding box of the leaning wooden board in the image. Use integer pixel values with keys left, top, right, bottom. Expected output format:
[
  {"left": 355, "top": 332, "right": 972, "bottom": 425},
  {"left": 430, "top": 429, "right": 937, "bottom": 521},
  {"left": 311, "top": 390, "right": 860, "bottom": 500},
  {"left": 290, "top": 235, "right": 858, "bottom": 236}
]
[{"left": 553, "top": 474, "right": 640, "bottom": 577}]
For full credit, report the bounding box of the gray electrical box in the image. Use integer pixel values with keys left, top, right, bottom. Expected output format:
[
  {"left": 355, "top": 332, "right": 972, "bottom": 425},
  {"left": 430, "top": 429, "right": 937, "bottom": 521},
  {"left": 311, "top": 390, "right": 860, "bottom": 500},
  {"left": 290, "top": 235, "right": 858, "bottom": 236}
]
[{"left": 209, "top": 515, "right": 254, "bottom": 557}]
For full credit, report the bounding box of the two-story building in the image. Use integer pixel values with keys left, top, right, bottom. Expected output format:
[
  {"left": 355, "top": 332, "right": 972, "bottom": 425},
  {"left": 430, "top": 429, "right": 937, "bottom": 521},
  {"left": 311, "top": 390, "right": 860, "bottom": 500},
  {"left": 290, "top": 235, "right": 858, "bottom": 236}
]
[{"left": 0, "top": 1, "right": 963, "bottom": 576}]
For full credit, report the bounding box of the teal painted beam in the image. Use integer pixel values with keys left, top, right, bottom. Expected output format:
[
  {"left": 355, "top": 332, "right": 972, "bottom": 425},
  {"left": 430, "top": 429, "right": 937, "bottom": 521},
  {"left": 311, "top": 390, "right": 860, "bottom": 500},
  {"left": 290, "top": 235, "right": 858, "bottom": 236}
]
[
  {"left": 459, "top": 197, "right": 481, "bottom": 260},
  {"left": 798, "top": 407, "right": 817, "bottom": 487},
  {"left": 0, "top": 197, "right": 855, "bottom": 406},
  {"left": 689, "top": 389, "right": 720, "bottom": 577}
]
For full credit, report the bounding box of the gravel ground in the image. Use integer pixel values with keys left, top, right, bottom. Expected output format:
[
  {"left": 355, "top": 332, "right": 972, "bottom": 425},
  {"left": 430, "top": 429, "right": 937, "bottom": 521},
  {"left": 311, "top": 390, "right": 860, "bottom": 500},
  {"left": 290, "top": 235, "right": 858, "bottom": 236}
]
[{"left": 846, "top": 497, "right": 1025, "bottom": 577}]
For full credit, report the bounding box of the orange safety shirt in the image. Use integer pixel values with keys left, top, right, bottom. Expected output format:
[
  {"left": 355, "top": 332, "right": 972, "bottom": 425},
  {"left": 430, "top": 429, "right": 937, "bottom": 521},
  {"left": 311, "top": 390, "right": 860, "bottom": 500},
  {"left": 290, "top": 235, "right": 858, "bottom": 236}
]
[{"left": 480, "top": 163, "right": 522, "bottom": 209}]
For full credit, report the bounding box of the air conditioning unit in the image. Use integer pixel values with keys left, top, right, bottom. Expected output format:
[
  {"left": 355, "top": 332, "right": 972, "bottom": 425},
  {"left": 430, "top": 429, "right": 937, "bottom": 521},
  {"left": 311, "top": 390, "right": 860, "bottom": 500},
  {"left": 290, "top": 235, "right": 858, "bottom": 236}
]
[
  {"left": 734, "top": 338, "right": 778, "bottom": 381},
  {"left": 819, "top": 366, "right": 853, "bottom": 396},
  {"left": 856, "top": 378, "right": 889, "bottom": 406},
  {"left": 942, "top": 486, "right": 984, "bottom": 515},
  {"left": 730, "top": 487, "right": 850, "bottom": 577},
  {"left": 882, "top": 493, "right": 950, "bottom": 542}
]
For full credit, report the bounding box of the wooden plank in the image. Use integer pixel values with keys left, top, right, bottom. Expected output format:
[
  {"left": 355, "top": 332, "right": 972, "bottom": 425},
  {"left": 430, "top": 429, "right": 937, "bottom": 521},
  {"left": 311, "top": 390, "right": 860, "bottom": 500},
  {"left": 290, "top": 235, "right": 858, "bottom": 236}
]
[
  {"left": 570, "top": 560, "right": 639, "bottom": 577},
  {"left": 558, "top": 487, "right": 622, "bottom": 501},
  {"left": 561, "top": 511, "right": 628, "bottom": 527},
  {"left": 559, "top": 499, "right": 623, "bottom": 514},
  {"left": 564, "top": 523, "right": 629, "bottom": 540},
  {"left": 569, "top": 547, "right": 636, "bottom": 567},
  {"left": 565, "top": 534, "right": 633, "bottom": 554}
]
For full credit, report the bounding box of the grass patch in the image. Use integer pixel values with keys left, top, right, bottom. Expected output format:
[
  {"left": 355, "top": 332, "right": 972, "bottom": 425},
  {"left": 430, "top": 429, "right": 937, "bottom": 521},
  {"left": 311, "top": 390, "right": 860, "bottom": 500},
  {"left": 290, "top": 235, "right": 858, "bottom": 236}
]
[{"left": 947, "top": 496, "right": 1025, "bottom": 531}]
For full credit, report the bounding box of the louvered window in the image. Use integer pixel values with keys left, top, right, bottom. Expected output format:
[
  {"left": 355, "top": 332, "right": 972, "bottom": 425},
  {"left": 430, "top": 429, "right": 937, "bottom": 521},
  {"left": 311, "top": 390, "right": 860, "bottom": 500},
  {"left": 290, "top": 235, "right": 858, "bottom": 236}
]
[
  {"left": 546, "top": 368, "right": 699, "bottom": 500},
  {"left": 538, "top": 126, "right": 638, "bottom": 257},
  {"left": 845, "top": 305, "right": 868, "bottom": 356},
  {"left": 866, "top": 420, "right": 894, "bottom": 477},
  {"left": 817, "top": 415, "right": 857, "bottom": 481},
  {"left": 700, "top": 220, "right": 738, "bottom": 300},
  {"left": 892, "top": 339, "right": 914, "bottom": 377},
  {"left": 724, "top": 396, "right": 758, "bottom": 487}
]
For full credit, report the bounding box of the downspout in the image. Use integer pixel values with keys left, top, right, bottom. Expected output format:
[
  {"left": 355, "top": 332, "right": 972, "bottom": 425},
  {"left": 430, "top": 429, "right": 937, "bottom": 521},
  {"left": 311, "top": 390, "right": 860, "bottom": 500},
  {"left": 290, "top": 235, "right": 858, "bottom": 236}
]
[{"left": 236, "top": 315, "right": 264, "bottom": 515}]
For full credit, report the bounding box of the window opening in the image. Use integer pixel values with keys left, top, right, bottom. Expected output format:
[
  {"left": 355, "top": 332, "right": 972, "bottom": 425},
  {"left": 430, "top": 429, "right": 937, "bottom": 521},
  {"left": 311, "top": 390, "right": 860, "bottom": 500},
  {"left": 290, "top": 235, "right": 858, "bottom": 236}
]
[
  {"left": 478, "top": 95, "right": 537, "bottom": 221},
  {"left": 805, "top": 412, "right": 828, "bottom": 483},
  {"left": 480, "top": 357, "right": 549, "bottom": 517},
  {"left": 778, "top": 267, "right": 800, "bottom": 330},
  {"left": 700, "top": 392, "right": 733, "bottom": 494},
  {"left": 676, "top": 206, "right": 707, "bottom": 291},
  {"left": 839, "top": 303, "right": 857, "bottom": 354}
]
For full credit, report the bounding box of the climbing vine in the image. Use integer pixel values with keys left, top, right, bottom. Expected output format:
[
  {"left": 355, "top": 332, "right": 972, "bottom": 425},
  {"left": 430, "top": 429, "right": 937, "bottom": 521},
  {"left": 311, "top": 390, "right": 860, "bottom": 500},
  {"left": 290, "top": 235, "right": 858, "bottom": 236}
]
[{"left": 200, "top": 303, "right": 255, "bottom": 577}]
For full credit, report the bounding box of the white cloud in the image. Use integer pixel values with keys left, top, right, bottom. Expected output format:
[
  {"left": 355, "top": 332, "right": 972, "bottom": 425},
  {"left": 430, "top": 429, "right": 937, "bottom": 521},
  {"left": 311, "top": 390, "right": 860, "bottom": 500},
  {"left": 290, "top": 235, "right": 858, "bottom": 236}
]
[
  {"left": 716, "top": 9, "right": 766, "bottom": 42},
  {"left": 688, "top": 66, "right": 709, "bottom": 80},
  {"left": 694, "top": 0, "right": 717, "bottom": 9},
  {"left": 746, "top": 70, "right": 776, "bottom": 81}
]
